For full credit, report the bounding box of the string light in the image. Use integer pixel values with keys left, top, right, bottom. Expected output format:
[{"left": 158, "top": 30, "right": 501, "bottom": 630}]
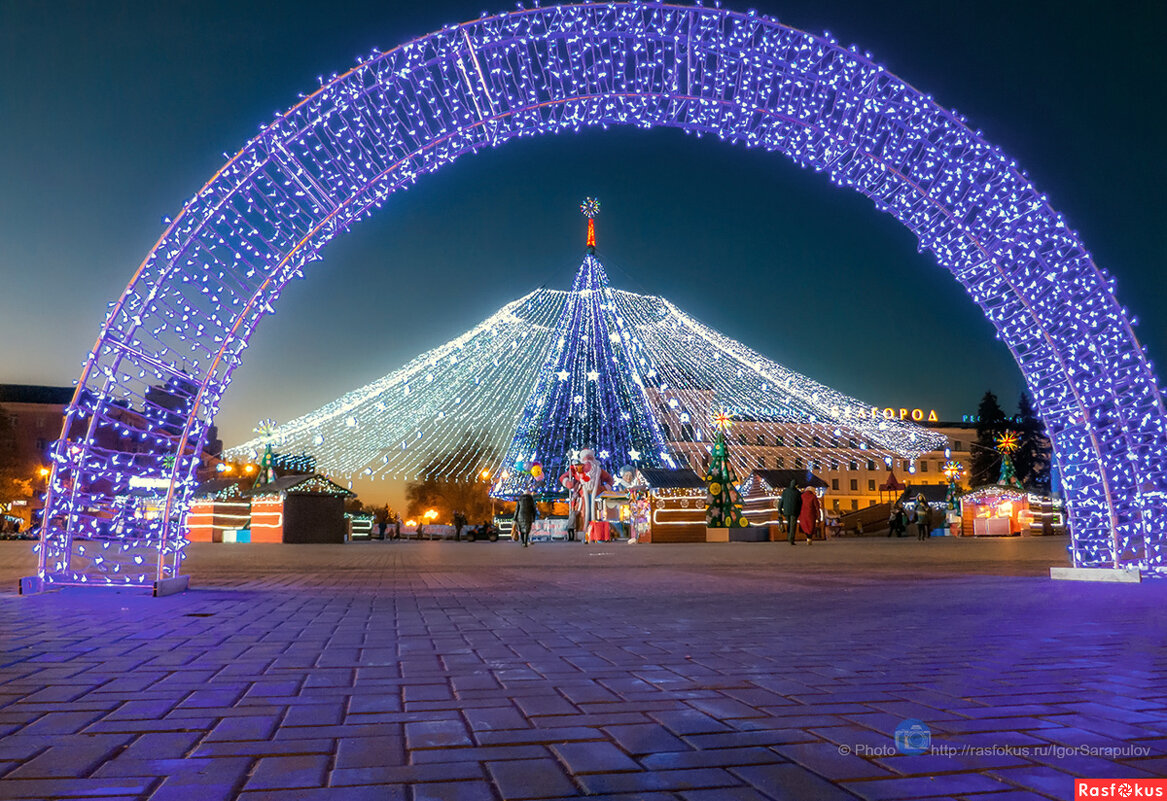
[
  {"left": 230, "top": 210, "right": 947, "bottom": 501},
  {"left": 33, "top": 2, "right": 1166, "bottom": 589}
]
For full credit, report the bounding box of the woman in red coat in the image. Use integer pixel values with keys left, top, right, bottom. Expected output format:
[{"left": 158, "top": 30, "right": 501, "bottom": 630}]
[{"left": 798, "top": 488, "right": 821, "bottom": 544}]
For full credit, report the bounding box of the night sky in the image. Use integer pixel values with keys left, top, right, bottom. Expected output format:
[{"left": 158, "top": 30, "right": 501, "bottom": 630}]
[{"left": 2, "top": 1, "right": 1164, "bottom": 507}]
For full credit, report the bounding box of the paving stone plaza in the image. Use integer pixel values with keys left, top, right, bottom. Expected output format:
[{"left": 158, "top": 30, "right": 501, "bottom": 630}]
[{"left": 1, "top": 537, "right": 1165, "bottom": 800}]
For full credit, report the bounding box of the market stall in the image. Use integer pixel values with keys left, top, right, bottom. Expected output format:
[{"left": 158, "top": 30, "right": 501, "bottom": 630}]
[{"left": 959, "top": 486, "right": 1065, "bottom": 537}]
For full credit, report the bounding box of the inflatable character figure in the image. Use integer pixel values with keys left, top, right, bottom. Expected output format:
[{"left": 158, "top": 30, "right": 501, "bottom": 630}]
[
  {"left": 559, "top": 448, "right": 612, "bottom": 541},
  {"left": 616, "top": 464, "right": 651, "bottom": 544}
]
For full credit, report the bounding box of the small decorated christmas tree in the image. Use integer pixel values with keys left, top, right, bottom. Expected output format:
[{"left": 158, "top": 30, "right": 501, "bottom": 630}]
[
  {"left": 942, "top": 459, "right": 964, "bottom": 510},
  {"left": 995, "top": 431, "right": 1024, "bottom": 489},
  {"left": 253, "top": 418, "right": 279, "bottom": 489},
  {"left": 705, "top": 409, "right": 747, "bottom": 527}
]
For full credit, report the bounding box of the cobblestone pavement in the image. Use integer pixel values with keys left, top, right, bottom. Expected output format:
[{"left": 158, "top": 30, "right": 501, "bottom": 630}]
[{"left": 1, "top": 537, "right": 1164, "bottom": 800}]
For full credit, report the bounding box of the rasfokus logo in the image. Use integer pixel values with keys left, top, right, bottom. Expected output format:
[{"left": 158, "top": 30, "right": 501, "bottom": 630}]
[{"left": 1076, "top": 779, "right": 1167, "bottom": 799}]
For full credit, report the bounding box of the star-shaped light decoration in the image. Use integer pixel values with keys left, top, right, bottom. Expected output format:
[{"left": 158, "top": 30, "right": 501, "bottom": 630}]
[
  {"left": 580, "top": 197, "right": 601, "bottom": 218},
  {"left": 942, "top": 460, "right": 964, "bottom": 481},
  {"left": 996, "top": 431, "right": 1020, "bottom": 454},
  {"left": 628, "top": 448, "right": 641, "bottom": 461},
  {"left": 712, "top": 408, "right": 734, "bottom": 432},
  {"left": 254, "top": 418, "right": 279, "bottom": 444},
  {"left": 556, "top": 369, "right": 570, "bottom": 381},
  {"left": 598, "top": 450, "right": 610, "bottom": 459},
  {"left": 586, "top": 370, "right": 600, "bottom": 381}
]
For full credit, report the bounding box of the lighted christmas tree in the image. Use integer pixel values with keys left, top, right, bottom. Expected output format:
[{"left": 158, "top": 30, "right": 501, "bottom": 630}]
[
  {"left": 995, "top": 431, "right": 1024, "bottom": 489},
  {"left": 942, "top": 459, "right": 964, "bottom": 509},
  {"left": 252, "top": 418, "right": 279, "bottom": 489},
  {"left": 496, "top": 198, "right": 673, "bottom": 495},
  {"left": 705, "top": 410, "right": 747, "bottom": 527},
  {"left": 226, "top": 202, "right": 947, "bottom": 491}
]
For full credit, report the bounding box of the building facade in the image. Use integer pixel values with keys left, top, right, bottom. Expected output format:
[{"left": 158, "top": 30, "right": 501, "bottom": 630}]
[
  {"left": 0, "top": 384, "right": 224, "bottom": 530},
  {"left": 652, "top": 399, "right": 981, "bottom": 514}
]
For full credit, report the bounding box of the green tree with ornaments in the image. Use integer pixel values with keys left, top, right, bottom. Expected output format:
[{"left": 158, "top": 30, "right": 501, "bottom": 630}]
[
  {"left": 995, "top": 430, "right": 1025, "bottom": 489},
  {"left": 705, "top": 410, "right": 748, "bottom": 527}
]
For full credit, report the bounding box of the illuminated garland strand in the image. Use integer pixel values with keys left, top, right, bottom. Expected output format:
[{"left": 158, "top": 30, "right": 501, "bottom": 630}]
[
  {"left": 230, "top": 235, "right": 947, "bottom": 492},
  {"left": 39, "top": 2, "right": 1167, "bottom": 588}
]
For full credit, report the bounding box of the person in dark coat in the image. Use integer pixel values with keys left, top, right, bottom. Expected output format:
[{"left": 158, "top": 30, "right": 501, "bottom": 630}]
[
  {"left": 888, "top": 502, "right": 907, "bottom": 537},
  {"left": 453, "top": 510, "right": 466, "bottom": 542},
  {"left": 780, "top": 480, "right": 802, "bottom": 545},
  {"left": 514, "top": 493, "right": 537, "bottom": 548},
  {"left": 914, "top": 495, "right": 931, "bottom": 540}
]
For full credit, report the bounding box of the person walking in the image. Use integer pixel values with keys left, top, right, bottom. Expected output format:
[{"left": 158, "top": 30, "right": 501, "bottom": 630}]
[
  {"left": 780, "top": 480, "right": 802, "bottom": 545},
  {"left": 887, "top": 502, "right": 906, "bottom": 537},
  {"left": 514, "top": 492, "right": 537, "bottom": 548},
  {"left": 798, "top": 487, "right": 820, "bottom": 545},
  {"left": 914, "top": 494, "right": 931, "bottom": 540},
  {"left": 453, "top": 510, "right": 466, "bottom": 542}
]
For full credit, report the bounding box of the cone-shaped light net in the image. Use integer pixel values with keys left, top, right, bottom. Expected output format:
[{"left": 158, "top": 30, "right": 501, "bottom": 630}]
[{"left": 227, "top": 248, "right": 946, "bottom": 491}]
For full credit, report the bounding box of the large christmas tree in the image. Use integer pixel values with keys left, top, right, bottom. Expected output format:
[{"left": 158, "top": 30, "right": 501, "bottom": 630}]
[
  {"left": 495, "top": 198, "right": 673, "bottom": 496},
  {"left": 705, "top": 410, "right": 747, "bottom": 528}
]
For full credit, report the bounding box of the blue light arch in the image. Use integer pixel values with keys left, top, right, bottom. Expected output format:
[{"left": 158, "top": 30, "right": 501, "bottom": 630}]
[{"left": 36, "top": 1, "right": 1167, "bottom": 586}]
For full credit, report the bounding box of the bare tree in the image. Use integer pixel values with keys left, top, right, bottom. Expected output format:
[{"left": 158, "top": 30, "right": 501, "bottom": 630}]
[{"left": 405, "top": 437, "right": 497, "bottom": 524}]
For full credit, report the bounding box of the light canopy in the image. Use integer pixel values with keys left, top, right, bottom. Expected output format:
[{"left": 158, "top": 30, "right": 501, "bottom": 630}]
[{"left": 227, "top": 219, "right": 946, "bottom": 495}]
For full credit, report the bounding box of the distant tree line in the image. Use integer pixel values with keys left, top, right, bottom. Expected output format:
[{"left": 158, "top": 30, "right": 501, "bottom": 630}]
[
  {"left": 0, "top": 407, "right": 34, "bottom": 515},
  {"left": 404, "top": 437, "right": 498, "bottom": 525}
]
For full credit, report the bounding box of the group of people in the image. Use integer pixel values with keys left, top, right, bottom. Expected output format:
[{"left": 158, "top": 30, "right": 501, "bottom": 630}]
[
  {"left": 779, "top": 480, "right": 822, "bottom": 545},
  {"left": 888, "top": 494, "right": 933, "bottom": 540},
  {"left": 375, "top": 515, "right": 402, "bottom": 539},
  {"left": 776, "top": 483, "right": 936, "bottom": 543}
]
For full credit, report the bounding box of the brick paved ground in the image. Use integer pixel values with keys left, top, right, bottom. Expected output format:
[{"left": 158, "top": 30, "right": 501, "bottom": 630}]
[{"left": 1, "top": 536, "right": 1164, "bottom": 800}]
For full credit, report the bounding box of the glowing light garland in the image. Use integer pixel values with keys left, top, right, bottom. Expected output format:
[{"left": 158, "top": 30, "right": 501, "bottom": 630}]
[
  {"left": 228, "top": 215, "right": 946, "bottom": 499},
  {"left": 33, "top": 1, "right": 1167, "bottom": 588}
]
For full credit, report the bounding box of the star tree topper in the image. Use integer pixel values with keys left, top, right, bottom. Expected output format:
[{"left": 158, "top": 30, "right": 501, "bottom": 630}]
[
  {"left": 996, "top": 431, "right": 1020, "bottom": 454},
  {"left": 942, "top": 460, "right": 964, "bottom": 481},
  {"left": 581, "top": 197, "right": 600, "bottom": 252},
  {"left": 712, "top": 408, "right": 734, "bottom": 432},
  {"left": 254, "top": 418, "right": 279, "bottom": 443}
]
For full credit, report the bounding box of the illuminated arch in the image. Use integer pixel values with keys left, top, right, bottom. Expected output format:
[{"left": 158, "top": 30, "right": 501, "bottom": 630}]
[{"left": 36, "top": 1, "right": 1167, "bottom": 587}]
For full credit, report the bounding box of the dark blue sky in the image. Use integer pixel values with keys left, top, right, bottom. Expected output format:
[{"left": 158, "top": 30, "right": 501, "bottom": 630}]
[{"left": 2, "top": 0, "right": 1164, "bottom": 459}]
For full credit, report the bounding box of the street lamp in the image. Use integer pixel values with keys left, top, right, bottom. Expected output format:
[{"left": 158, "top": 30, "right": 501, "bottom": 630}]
[{"left": 482, "top": 469, "right": 495, "bottom": 519}]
